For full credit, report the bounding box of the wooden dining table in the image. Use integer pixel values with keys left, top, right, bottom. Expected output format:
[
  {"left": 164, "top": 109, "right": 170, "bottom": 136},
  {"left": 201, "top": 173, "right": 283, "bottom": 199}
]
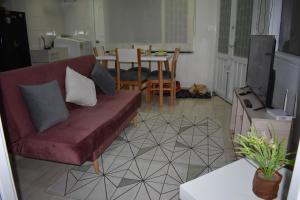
[{"left": 96, "top": 54, "right": 172, "bottom": 106}]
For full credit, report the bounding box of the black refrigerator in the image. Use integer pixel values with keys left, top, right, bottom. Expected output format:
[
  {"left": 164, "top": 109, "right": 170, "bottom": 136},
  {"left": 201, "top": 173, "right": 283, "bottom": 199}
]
[{"left": 0, "top": 10, "right": 31, "bottom": 72}]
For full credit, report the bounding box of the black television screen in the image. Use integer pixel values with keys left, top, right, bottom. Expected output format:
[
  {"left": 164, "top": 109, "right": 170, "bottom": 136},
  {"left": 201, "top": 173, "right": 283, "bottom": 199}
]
[{"left": 246, "top": 35, "right": 276, "bottom": 108}]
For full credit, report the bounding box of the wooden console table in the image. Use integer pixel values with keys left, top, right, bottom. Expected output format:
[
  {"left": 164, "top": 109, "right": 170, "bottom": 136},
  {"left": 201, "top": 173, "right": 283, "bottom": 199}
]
[{"left": 230, "top": 88, "right": 292, "bottom": 145}]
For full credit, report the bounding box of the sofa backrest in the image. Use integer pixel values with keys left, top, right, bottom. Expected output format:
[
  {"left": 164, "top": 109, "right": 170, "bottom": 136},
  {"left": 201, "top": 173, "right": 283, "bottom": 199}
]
[{"left": 0, "top": 55, "right": 96, "bottom": 144}]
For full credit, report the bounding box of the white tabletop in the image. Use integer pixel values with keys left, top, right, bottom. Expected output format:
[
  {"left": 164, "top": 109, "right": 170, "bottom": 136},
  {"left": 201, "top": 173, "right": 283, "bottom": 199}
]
[
  {"left": 96, "top": 55, "right": 116, "bottom": 61},
  {"left": 95, "top": 54, "right": 171, "bottom": 62},
  {"left": 180, "top": 159, "right": 291, "bottom": 200}
]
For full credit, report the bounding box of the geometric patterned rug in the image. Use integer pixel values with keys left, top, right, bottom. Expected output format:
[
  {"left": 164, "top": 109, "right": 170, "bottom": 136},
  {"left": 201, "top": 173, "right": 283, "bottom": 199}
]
[{"left": 47, "top": 112, "right": 232, "bottom": 200}]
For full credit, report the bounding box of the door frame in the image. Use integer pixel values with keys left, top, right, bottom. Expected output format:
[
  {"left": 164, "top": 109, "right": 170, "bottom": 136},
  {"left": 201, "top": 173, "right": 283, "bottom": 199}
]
[
  {"left": 0, "top": 116, "right": 18, "bottom": 200},
  {"left": 214, "top": 0, "right": 251, "bottom": 102}
]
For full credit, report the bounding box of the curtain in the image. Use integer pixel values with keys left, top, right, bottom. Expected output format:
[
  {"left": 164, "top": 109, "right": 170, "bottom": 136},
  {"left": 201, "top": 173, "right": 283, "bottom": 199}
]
[{"left": 103, "top": 0, "right": 194, "bottom": 51}]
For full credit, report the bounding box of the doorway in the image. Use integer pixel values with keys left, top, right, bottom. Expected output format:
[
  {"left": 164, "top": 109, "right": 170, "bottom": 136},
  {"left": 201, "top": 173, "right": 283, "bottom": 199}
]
[{"left": 214, "top": 0, "right": 253, "bottom": 102}]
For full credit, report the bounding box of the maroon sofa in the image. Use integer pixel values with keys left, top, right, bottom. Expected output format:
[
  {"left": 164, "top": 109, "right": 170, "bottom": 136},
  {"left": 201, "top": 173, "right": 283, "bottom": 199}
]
[{"left": 0, "top": 55, "right": 141, "bottom": 173}]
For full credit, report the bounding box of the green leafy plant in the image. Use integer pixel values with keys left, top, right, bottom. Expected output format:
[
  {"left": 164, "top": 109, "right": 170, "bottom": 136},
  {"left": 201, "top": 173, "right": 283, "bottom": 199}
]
[{"left": 234, "top": 126, "right": 294, "bottom": 179}]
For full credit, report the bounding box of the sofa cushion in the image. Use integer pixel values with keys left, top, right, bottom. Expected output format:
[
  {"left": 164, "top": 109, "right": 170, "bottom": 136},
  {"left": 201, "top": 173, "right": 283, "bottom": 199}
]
[
  {"left": 128, "top": 67, "right": 151, "bottom": 74},
  {"left": 65, "top": 66, "right": 97, "bottom": 107},
  {"left": 19, "top": 80, "right": 69, "bottom": 133},
  {"left": 19, "top": 90, "right": 141, "bottom": 164},
  {"left": 107, "top": 68, "right": 126, "bottom": 77},
  {"left": 91, "top": 62, "right": 115, "bottom": 95},
  {"left": 121, "top": 70, "right": 148, "bottom": 81},
  {"left": 148, "top": 70, "right": 172, "bottom": 80}
]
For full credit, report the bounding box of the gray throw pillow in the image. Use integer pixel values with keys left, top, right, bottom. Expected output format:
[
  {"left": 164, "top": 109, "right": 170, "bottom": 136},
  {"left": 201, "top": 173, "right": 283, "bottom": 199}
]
[
  {"left": 91, "top": 62, "right": 115, "bottom": 95},
  {"left": 19, "top": 80, "right": 70, "bottom": 133}
]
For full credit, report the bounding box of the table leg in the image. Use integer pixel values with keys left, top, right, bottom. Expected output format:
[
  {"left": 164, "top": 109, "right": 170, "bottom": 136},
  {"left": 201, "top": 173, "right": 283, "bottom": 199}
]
[
  {"left": 159, "top": 61, "right": 163, "bottom": 106},
  {"left": 164, "top": 61, "right": 170, "bottom": 71},
  {"left": 115, "top": 61, "right": 121, "bottom": 90},
  {"left": 103, "top": 60, "right": 108, "bottom": 69}
]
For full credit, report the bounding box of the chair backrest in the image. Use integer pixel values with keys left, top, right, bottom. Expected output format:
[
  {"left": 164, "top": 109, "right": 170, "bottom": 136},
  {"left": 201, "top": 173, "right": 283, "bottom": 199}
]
[
  {"left": 93, "top": 47, "right": 105, "bottom": 56},
  {"left": 93, "top": 46, "right": 106, "bottom": 56},
  {"left": 115, "top": 48, "right": 143, "bottom": 84},
  {"left": 116, "top": 48, "right": 140, "bottom": 63},
  {"left": 93, "top": 47, "right": 99, "bottom": 57},
  {"left": 131, "top": 44, "right": 152, "bottom": 70},
  {"left": 171, "top": 48, "right": 180, "bottom": 79},
  {"left": 93, "top": 47, "right": 106, "bottom": 65}
]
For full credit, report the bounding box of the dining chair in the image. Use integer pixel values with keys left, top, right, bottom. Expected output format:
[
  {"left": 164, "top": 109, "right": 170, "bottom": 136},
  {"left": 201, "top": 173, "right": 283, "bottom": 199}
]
[
  {"left": 116, "top": 48, "right": 148, "bottom": 90},
  {"left": 131, "top": 44, "right": 152, "bottom": 73},
  {"left": 93, "top": 46, "right": 105, "bottom": 57},
  {"left": 146, "top": 48, "right": 180, "bottom": 105},
  {"left": 93, "top": 47, "right": 125, "bottom": 80}
]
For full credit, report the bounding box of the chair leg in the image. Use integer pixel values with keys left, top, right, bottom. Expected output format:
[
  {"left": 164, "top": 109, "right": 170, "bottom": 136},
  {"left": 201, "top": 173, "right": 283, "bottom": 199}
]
[
  {"left": 170, "top": 82, "right": 174, "bottom": 105},
  {"left": 93, "top": 159, "right": 100, "bottom": 175},
  {"left": 173, "top": 81, "right": 177, "bottom": 104},
  {"left": 149, "top": 90, "right": 152, "bottom": 104},
  {"left": 147, "top": 81, "right": 151, "bottom": 104},
  {"left": 158, "top": 62, "right": 164, "bottom": 107}
]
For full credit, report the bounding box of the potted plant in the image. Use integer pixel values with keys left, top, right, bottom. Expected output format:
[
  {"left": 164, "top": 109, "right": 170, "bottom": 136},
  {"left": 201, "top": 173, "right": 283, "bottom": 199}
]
[{"left": 234, "top": 126, "right": 294, "bottom": 200}]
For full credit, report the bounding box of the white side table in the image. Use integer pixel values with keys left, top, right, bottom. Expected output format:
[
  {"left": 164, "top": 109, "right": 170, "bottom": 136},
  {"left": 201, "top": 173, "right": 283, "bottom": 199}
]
[{"left": 180, "top": 159, "right": 291, "bottom": 200}]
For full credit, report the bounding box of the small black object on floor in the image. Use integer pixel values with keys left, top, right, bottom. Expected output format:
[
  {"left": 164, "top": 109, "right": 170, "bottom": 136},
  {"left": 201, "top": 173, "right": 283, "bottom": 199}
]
[{"left": 176, "top": 89, "right": 211, "bottom": 99}]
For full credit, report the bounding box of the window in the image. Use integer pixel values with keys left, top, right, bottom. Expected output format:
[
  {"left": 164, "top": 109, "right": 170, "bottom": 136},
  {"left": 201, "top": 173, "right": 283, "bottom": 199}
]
[
  {"left": 217, "top": 0, "right": 253, "bottom": 58},
  {"left": 103, "top": 0, "right": 195, "bottom": 51},
  {"left": 279, "top": 0, "right": 300, "bottom": 56},
  {"left": 217, "top": 0, "right": 231, "bottom": 54},
  {"left": 234, "top": 0, "right": 253, "bottom": 58}
]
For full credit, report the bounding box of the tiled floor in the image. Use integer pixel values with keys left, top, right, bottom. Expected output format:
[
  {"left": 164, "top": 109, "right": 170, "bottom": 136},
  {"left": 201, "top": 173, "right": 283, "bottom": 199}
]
[{"left": 11, "top": 94, "right": 235, "bottom": 200}]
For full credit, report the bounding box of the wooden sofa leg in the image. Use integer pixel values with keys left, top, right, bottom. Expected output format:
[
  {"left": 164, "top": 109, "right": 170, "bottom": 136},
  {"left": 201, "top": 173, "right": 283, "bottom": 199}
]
[
  {"left": 93, "top": 159, "right": 100, "bottom": 175},
  {"left": 131, "top": 115, "right": 137, "bottom": 127}
]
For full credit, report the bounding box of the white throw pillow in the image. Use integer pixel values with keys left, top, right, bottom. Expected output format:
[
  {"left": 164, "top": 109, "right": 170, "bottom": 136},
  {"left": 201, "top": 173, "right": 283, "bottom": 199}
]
[{"left": 65, "top": 66, "right": 97, "bottom": 106}]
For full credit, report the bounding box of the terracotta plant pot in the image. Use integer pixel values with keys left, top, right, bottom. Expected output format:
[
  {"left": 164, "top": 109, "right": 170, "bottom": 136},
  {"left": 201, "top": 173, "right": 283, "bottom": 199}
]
[{"left": 252, "top": 169, "right": 282, "bottom": 200}]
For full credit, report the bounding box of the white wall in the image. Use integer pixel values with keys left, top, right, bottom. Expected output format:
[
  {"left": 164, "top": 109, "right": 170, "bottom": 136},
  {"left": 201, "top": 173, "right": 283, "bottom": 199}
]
[
  {"left": 10, "top": 0, "right": 97, "bottom": 50},
  {"left": 252, "top": 0, "right": 282, "bottom": 50},
  {"left": 0, "top": 116, "right": 18, "bottom": 200},
  {"left": 10, "top": 0, "right": 64, "bottom": 50},
  {"left": 61, "top": 0, "right": 96, "bottom": 42},
  {"left": 94, "top": 0, "right": 105, "bottom": 47},
  {"left": 251, "top": 0, "right": 271, "bottom": 35},
  {"left": 288, "top": 139, "right": 300, "bottom": 200}
]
